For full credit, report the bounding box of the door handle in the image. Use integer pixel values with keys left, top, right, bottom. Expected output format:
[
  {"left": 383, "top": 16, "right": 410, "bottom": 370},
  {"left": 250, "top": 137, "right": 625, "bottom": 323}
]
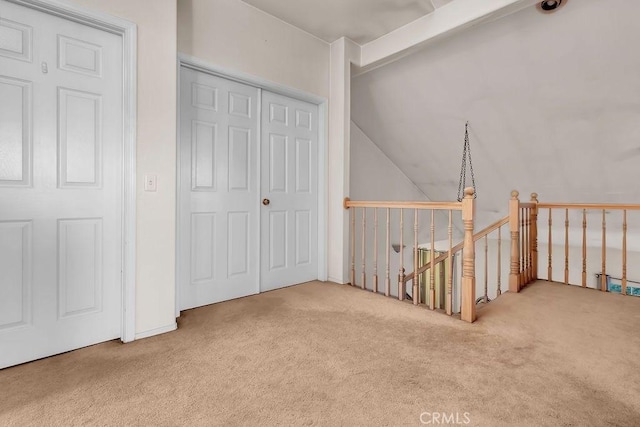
[{"left": 262, "top": 198, "right": 270, "bottom": 206}]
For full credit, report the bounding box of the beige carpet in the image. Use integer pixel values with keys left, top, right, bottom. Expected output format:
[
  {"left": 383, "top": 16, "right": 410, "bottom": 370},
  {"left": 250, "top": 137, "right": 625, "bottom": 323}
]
[{"left": 1, "top": 280, "right": 640, "bottom": 426}]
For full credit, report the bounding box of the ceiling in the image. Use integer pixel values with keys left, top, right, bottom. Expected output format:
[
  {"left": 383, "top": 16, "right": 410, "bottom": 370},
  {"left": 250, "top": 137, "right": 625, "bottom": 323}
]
[
  {"left": 352, "top": 0, "right": 640, "bottom": 230},
  {"left": 241, "top": 0, "right": 453, "bottom": 44}
]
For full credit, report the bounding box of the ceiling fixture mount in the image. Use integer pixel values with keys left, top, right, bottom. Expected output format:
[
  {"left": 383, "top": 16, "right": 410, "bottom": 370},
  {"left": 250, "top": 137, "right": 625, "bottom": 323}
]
[{"left": 537, "top": 0, "right": 567, "bottom": 13}]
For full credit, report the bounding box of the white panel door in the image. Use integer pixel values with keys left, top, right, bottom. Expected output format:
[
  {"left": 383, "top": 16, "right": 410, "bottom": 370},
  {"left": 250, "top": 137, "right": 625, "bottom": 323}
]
[
  {"left": 0, "top": 1, "right": 123, "bottom": 368},
  {"left": 178, "top": 67, "right": 260, "bottom": 310},
  {"left": 260, "top": 91, "right": 318, "bottom": 291}
]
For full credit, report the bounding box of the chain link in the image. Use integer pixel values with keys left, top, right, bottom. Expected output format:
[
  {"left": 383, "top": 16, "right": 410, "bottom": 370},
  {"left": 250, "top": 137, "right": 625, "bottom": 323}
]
[{"left": 457, "top": 121, "right": 477, "bottom": 201}]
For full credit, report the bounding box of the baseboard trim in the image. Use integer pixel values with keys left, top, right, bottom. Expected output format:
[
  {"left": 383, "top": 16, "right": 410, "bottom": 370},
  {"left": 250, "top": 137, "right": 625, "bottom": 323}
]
[
  {"left": 134, "top": 322, "right": 177, "bottom": 340},
  {"left": 327, "top": 276, "right": 347, "bottom": 285}
]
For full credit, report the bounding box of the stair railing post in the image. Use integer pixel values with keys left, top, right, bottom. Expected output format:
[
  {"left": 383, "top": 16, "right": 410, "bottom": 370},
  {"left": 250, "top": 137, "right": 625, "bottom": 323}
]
[
  {"left": 461, "top": 187, "right": 476, "bottom": 323},
  {"left": 530, "top": 193, "right": 539, "bottom": 282},
  {"left": 509, "top": 190, "right": 521, "bottom": 292}
]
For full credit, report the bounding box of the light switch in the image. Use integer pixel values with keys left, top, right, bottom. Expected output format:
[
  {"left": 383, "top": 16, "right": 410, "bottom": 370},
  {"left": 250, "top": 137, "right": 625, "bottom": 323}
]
[{"left": 144, "top": 174, "right": 157, "bottom": 192}]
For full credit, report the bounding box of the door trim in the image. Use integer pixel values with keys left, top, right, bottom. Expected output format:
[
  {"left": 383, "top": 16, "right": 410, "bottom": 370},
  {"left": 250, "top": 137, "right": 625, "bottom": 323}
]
[
  {"left": 7, "top": 0, "right": 138, "bottom": 342},
  {"left": 176, "top": 53, "right": 328, "bottom": 316}
]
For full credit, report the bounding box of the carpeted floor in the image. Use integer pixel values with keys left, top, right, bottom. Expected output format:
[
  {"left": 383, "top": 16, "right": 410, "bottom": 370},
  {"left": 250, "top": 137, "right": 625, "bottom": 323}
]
[{"left": 1, "top": 280, "right": 640, "bottom": 426}]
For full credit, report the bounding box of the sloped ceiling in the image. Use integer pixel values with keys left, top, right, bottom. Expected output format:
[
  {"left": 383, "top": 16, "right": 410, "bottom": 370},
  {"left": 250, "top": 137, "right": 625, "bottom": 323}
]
[
  {"left": 352, "top": 0, "right": 640, "bottom": 229},
  {"left": 241, "top": 0, "right": 453, "bottom": 43}
]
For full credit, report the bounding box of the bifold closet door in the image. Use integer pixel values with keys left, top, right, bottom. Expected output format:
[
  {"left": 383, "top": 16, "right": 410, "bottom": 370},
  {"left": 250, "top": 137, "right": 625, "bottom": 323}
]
[
  {"left": 0, "top": 0, "right": 124, "bottom": 368},
  {"left": 260, "top": 91, "right": 319, "bottom": 291},
  {"left": 178, "top": 67, "right": 260, "bottom": 310}
]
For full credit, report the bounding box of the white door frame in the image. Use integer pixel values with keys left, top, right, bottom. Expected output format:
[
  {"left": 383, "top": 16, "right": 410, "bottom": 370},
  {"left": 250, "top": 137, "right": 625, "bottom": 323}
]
[
  {"left": 7, "top": 0, "right": 138, "bottom": 342},
  {"left": 176, "top": 53, "right": 328, "bottom": 316}
]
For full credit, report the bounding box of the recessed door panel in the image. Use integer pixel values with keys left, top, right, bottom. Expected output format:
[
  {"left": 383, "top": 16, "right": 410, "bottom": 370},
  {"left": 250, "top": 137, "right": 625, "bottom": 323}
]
[
  {"left": 295, "top": 210, "right": 311, "bottom": 266},
  {"left": 228, "top": 127, "right": 250, "bottom": 192},
  {"left": 0, "top": 17, "right": 32, "bottom": 62},
  {"left": 228, "top": 212, "right": 249, "bottom": 277},
  {"left": 295, "top": 138, "right": 311, "bottom": 193},
  {"left": 191, "top": 213, "right": 215, "bottom": 284},
  {"left": 192, "top": 83, "right": 217, "bottom": 111},
  {"left": 269, "top": 103, "right": 288, "bottom": 125},
  {"left": 191, "top": 121, "right": 216, "bottom": 191},
  {"left": 58, "top": 218, "right": 102, "bottom": 318},
  {"left": 269, "top": 134, "right": 288, "bottom": 192},
  {"left": 0, "top": 75, "right": 31, "bottom": 185},
  {"left": 58, "top": 35, "right": 102, "bottom": 77},
  {"left": 295, "top": 109, "right": 312, "bottom": 130},
  {"left": 269, "top": 210, "right": 287, "bottom": 270},
  {"left": 58, "top": 88, "right": 102, "bottom": 187},
  {"left": 229, "top": 92, "right": 251, "bottom": 118},
  {"left": 0, "top": 220, "right": 31, "bottom": 330}
]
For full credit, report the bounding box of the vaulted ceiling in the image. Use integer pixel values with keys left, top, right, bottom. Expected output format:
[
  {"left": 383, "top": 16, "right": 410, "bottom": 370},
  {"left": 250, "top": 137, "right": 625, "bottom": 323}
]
[
  {"left": 241, "top": 0, "right": 452, "bottom": 43},
  {"left": 352, "top": 0, "right": 640, "bottom": 229}
]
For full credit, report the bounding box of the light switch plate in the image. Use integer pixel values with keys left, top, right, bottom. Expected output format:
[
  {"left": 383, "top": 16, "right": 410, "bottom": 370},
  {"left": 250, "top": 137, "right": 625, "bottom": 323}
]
[{"left": 144, "top": 174, "right": 157, "bottom": 192}]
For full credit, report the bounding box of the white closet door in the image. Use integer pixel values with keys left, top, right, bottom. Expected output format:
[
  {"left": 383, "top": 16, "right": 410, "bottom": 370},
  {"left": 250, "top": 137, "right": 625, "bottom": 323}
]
[
  {"left": 0, "top": 1, "right": 123, "bottom": 368},
  {"left": 178, "top": 67, "right": 260, "bottom": 310},
  {"left": 260, "top": 91, "right": 319, "bottom": 291}
]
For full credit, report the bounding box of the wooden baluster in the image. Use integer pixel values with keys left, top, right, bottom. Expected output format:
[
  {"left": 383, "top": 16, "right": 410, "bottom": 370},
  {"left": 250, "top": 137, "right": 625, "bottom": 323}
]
[
  {"left": 361, "top": 208, "right": 366, "bottom": 290},
  {"left": 564, "top": 209, "right": 569, "bottom": 285},
  {"left": 373, "top": 208, "right": 378, "bottom": 294},
  {"left": 430, "top": 210, "right": 436, "bottom": 310},
  {"left": 447, "top": 210, "right": 453, "bottom": 315},
  {"left": 461, "top": 188, "right": 476, "bottom": 321},
  {"left": 461, "top": 188, "right": 476, "bottom": 322},
  {"left": 582, "top": 209, "right": 587, "bottom": 287},
  {"left": 438, "top": 259, "right": 445, "bottom": 309},
  {"left": 525, "top": 208, "right": 530, "bottom": 284},
  {"left": 601, "top": 209, "right": 607, "bottom": 292},
  {"left": 520, "top": 208, "right": 525, "bottom": 285},
  {"left": 413, "top": 209, "right": 419, "bottom": 305},
  {"left": 623, "top": 210, "right": 627, "bottom": 296},
  {"left": 385, "top": 208, "right": 390, "bottom": 297},
  {"left": 497, "top": 225, "right": 502, "bottom": 296},
  {"left": 399, "top": 209, "right": 405, "bottom": 300},
  {"left": 350, "top": 207, "right": 355, "bottom": 286},
  {"left": 527, "top": 208, "right": 532, "bottom": 283},
  {"left": 548, "top": 208, "right": 553, "bottom": 282},
  {"left": 484, "top": 235, "right": 488, "bottom": 303},
  {"left": 530, "top": 193, "right": 538, "bottom": 281},
  {"left": 509, "top": 191, "right": 521, "bottom": 293}
]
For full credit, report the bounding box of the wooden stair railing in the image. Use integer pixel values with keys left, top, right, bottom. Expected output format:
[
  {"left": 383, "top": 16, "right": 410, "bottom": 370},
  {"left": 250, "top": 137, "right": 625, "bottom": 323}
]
[
  {"left": 403, "top": 215, "right": 509, "bottom": 305},
  {"left": 509, "top": 191, "right": 640, "bottom": 296},
  {"left": 344, "top": 188, "right": 477, "bottom": 322}
]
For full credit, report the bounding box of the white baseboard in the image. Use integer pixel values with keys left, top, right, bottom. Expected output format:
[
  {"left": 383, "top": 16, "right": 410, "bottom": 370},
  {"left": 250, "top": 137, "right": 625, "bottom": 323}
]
[
  {"left": 134, "top": 322, "right": 178, "bottom": 340},
  {"left": 327, "top": 276, "right": 348, "bottom": 284}
]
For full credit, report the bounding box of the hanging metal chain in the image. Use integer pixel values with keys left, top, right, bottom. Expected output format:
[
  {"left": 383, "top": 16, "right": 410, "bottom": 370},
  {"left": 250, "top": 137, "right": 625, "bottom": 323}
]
[{"left": 457, "top": 121, "right": 477, "bottom": 201}]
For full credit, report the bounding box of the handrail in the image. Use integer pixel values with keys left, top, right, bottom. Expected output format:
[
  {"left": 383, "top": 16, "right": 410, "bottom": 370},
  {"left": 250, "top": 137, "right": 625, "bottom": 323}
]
[
  {"left": 404, "top": 216, "right": 509, "bottom": 283},
  {"left": 519, "top": 202, "right": 536, "bottom": 209},
  {"left": 538, "top": 202, "right": 640, "bottom": 210},
  {"left": 532, "top": 198, "right": 640, "bottom": 294},
  {"left": 344, "top": 197, "right": 462, "bottom": 211}
]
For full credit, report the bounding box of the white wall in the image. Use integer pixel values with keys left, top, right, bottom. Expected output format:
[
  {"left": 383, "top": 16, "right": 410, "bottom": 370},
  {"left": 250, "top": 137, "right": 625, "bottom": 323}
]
[
  {"left": 64, "top": 0, "right": 178, "bottom": 337},
  {"left": 352, "top": 0, "right": 640, "bottom": 231},
  {"left": 177, "top": 0, "right": 330, "bottom": 99},
  {"left": 351, "top": 122, "right": 432, "bottom": 203}
]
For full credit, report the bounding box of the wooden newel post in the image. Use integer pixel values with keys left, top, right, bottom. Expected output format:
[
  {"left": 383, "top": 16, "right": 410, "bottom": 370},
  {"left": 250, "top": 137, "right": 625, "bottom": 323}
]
[
  {"left": 509, "top": 190, "right": 521, "bottom": 293},
  {"left": 461, "top": 187, "right": 476, "bottom": 323},
  {"left": 530, "top": 193, "right": 538, "bottom": 281}
]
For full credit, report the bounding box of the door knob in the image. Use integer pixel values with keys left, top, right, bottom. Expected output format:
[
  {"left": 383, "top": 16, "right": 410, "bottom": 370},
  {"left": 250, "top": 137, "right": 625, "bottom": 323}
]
[{"left": 262, "top": 198, "right": 270, "bottom": 206}]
